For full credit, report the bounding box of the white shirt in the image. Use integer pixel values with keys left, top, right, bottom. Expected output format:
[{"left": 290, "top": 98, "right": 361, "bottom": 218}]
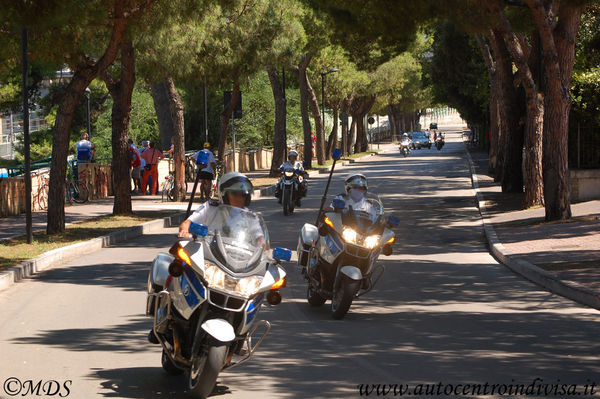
[
  {"left": 330, "top": 193, "right": 376, "bottom": 216},
  {"left": 194, "top": 149, "right": 216, "bottom": 174},
  {"left": 187, "top": 204, "right": 264, "bottom": 246},
  {"left": 280, "top": 160, "right": 303, "bottom": 171}
]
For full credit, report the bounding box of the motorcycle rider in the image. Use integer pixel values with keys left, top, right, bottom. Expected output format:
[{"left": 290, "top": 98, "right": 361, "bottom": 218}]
[
  {"left": 275, "top": 150, "right": 307, "bottom": 206},
  {"left": 325, "top": 173, "right": 375, "bottom": 216},
  {"left": 179, "top": 172, "right": 262, "bottom": 241},
  {"left": 400, "top": 132, "right": 412, "bottom": 147}
]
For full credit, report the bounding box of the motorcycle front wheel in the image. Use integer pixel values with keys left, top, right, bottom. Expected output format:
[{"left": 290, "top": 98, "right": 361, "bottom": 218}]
[
  {"left": 162, "top": 349, "right": 183, "bottom": 375},
  {"left": 188, "top": 345, "right": 228, "bottom": 399},
  {"left": 282, "top": 187, "right": 294, "bottom": 215},
  {"left": 331, "top": 277, "right": 360, "bottom": 320}
]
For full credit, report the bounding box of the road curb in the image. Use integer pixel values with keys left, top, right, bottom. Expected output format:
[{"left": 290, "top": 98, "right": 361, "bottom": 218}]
[
  {"left": 464, "top": 145, "right": 600, "bottom": 310},
  {"left": 0, "top": 212, "right": 187, "bottom": 294}
]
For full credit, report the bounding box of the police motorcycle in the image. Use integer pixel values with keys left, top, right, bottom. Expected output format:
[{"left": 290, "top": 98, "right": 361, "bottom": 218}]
[
  {"left": 279, "top": 165, "right": 304, "bottom": 216},
  {"left": 296, "top": 150, "right": 398, "bottom": 319},
  {"left": 435, "top": 132, "right": 445, "bottom": 151},
  {"left": 146, "top": 158, "right": 291, "bottom": 398},
  {"left": 399, "top": 133, "right": 411, "bottom": 157}
]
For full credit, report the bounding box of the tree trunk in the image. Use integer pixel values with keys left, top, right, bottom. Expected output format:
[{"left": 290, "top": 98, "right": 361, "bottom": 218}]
[
  {"left": 164, "top": 77, "right": 186, "bottom": 201},
  {"left": 47, "top": 2, "right": 129, "bottom": 234},
  {"left": 101, "top": 39, "right": 135, "bottom": 216},
  {"left": 296, "top": 56, "right": 313, "bottom": 169},
  {"left": 352, "top": 95, "right": 377, "bottom": 153},
  {"left": 526, "top": 0, "right": 583, "bottom": 220},
  {"left": 475, "top": 33, "right": 501, "bottom": 175},
  {"left": 267, "top": 66, "right": 287, "bottom": 177},
  {"left": 303, "top": 67, "right": 325, "bottom": 165},
  {"left": 490, "top": 29, "right": 524, "bottom": 193},
  {"left": 387, "top": 105, "right": 397, "bottom": 141},
  {"left": 483, "top": 9, "right": 545, "bottom": 207},
  {"left": 219, "top": 80, "right": 240, "bottom": 169},
  {"left": 326, "top": 104, "right": 339, "bottom": 159},
  {"left": 151, "top": 81, "right": 174, "bottom": 150}
]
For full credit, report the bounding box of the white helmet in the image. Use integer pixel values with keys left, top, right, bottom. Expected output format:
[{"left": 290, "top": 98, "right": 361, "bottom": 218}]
[
  {"left": 219, "top": 172, "right": 253, "bottom": 207},
  {"left": 288, "top": 150, "right": 298, "bottom": 160},
  {"left": 345, "top": 173, "right": 368, "bottom": 193}
]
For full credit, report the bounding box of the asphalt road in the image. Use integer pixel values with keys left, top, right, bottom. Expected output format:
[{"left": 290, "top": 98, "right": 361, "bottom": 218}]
[{"left": 2, "top": 133, "right": 600, "bottom": 399}]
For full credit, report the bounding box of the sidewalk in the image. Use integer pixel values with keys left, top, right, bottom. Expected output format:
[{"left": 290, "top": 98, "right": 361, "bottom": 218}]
[{"left": 465, "top": 143, "right": 600, "bottom": 308}]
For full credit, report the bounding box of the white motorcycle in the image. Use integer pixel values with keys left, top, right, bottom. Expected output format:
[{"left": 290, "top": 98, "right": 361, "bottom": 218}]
[
  {"left": 146, "top": 205, "right": 290, "bottom": 398},
  {"left": 399, "top": 137, "right": 411, "bottom": 157},
  {"left": 297, "top": 194, "right": 398, "bottom": 319}
]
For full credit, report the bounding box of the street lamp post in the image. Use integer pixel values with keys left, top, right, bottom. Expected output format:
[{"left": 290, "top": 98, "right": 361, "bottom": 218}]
[
  {"left": 320, "top": 67, "right": 339, "bottom": 151},
  {"left": 84, "top": 87, "right": 91, "bottom": 139}
]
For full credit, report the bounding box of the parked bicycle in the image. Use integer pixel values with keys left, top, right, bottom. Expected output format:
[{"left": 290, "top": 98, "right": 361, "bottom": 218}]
[
  {"left": 208, "top": 160, "right": 223, "bottom": 199},
  {"left": 35, "top": 173, "right": 50, "bottom": 211},
  {"left": 66, "top": 173, "right": 89, "bottom": 205},
  {"left": 161, "top": 171, "right": 176, "bottom": 202},
  {"left": 185, "top": 153, "right": 197, "bottom": 183}
]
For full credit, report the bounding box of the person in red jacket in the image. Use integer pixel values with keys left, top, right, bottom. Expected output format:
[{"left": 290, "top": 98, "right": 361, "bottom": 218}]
[{"left": 141, "top": 141, "right": 164, "bottom": 195}]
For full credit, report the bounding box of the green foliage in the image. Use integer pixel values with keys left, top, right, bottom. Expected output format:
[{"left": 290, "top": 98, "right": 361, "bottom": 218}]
[
  {"left": 182, "top": 71, "right": 304, "bottom": 151},
  {"left": 423, "top": 22, "right": 489, "bottom": 128},
  {"left": 571, "top": 4, "right": 600, "bottom": 126},
  {"left": 575, "top": 2, "right": 600, "bottom": 72},
  {"left": 571, "top": 68, "right": 600, "bottom": 125},
  {"left": 94, "top": 82, "right": 159, "bottom": 159}
]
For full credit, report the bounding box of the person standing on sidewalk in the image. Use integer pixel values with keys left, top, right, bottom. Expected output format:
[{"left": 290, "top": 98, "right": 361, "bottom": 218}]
[
  {"left": 141, "top": 141, "right": 164, "bottom": 195},
  {"left": 128, "top": 138, "right": 142, "bottom": 194}
]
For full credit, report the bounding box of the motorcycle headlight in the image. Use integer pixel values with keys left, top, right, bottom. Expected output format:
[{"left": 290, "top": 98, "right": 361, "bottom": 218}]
[
  {"left": 342, "top": 227, "right": 358, "bottom": 244},
  {"left": 235, "top": 276, "right": 263, "bottom": 296},
  {"left": 204, "top": 264, "right": 226, "bottom": 290},
  {"left": 364, "top": 235, "right": 381, "bottom": 249},
  {"left": 284, "top": 171, "right": 294, "bottom": 178},
  {"left": 204, "top": 263, "right": 263, "bottom": 297}
]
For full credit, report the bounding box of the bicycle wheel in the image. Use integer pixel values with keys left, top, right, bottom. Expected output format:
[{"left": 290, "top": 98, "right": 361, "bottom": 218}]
[
  {"left": 38, "top": 184, "right": 49, "bottom": 211},
  {"left": 73, "top": 181, "right": 89, "bottom": 203},
  {"left": 166, "top": 180, "right": 176, "bottom": 202},
  {"left": 185, "top": 158, "right": 196, "bottom": 182}
]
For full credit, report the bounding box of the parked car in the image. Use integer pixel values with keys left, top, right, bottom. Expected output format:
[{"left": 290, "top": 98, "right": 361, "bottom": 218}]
[
  {"left": 429, "top": 122, "right": 438, "bottom": 130},
  {"left": 409, "top": 131, "right": 431, "bottom": 149}
]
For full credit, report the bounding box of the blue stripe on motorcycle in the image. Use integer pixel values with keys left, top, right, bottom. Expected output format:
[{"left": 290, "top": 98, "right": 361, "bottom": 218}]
[
  {"left": 184, "top": 267, "right": 205, "bottom": 299},
  {"left": 245, "top": 294, "right": 264, "bottom": 325},
  {"left": 181, "top": 274, "right": 200, "bottom": 308}
]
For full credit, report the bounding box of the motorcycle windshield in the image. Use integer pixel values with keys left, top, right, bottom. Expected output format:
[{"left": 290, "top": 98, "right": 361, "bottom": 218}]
[
  {"left": 202, "top": 205, "right": 270, "bottom": 274},
  {"left": 343, "top": 193, "right": 385, "bottom": 234}
]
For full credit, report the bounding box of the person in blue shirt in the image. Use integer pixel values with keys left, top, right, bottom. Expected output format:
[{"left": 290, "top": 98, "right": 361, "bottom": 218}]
[{"left": 76, "top": 133, "right": 95, "bottom": 163}]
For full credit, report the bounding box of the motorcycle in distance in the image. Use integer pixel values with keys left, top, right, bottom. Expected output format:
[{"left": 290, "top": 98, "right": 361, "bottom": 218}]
[
  {"left": 296, "top": 148, "right": 399, "bottom": 319},
  {"left": 435, "top": 132, "right": 445, "bottom": 151},
  {"left": 399, "top": 136, "right": 411, "bottom": 157},
  {"left": 145, "top": 205, "right": 291, "bottom": 398},
  {"left": 279, "top": 166, "right": 304, "bottom": 216}
]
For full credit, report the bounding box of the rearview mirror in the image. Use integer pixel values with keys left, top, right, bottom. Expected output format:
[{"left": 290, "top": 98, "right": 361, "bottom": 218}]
[
  {"left": 273, "top": 247, "right": 292, "bottom": 262},
  {"left": 332, "top": 148, "right": 342, "bottom": 160},
  {"left": 332, "top": 198, "right": 346, "bottom": 209},
  {"left": 189, "top": 222, "right": 208, "bottom": 237},
  {"left": 387, "top": 216, "right": 400, "bottom": 227}
]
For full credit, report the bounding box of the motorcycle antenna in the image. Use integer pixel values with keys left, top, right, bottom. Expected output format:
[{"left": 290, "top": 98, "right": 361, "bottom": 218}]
[
  {"left": 186, "top": 151, "right": 210, "bottom": 218},
  {"left": 315, "top": 148, "right": 342, "bottom": 225}
]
